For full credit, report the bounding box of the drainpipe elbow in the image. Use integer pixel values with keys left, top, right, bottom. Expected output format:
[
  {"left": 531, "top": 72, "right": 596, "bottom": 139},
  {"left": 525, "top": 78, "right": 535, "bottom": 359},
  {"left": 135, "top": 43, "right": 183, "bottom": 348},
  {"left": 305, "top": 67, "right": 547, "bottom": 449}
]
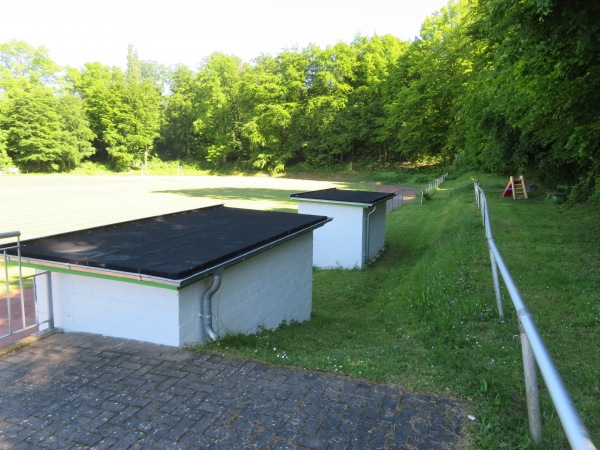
[{"left": 201, "top": 271, "right": 222, "bottom": 342}]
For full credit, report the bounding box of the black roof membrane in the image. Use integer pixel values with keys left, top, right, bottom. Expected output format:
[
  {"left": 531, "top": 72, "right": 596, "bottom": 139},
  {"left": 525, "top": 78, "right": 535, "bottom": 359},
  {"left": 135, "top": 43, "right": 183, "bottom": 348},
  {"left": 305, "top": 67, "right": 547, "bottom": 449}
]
[{"left": 9, "top": 206, "right": 329, "bottom": 281}]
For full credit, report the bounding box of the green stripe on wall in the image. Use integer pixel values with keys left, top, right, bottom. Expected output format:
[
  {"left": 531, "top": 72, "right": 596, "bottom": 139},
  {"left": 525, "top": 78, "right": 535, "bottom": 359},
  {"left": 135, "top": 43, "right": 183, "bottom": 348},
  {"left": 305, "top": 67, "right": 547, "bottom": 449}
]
[{"left": 11, "top": 261, "right": 179, "bottom": 291}]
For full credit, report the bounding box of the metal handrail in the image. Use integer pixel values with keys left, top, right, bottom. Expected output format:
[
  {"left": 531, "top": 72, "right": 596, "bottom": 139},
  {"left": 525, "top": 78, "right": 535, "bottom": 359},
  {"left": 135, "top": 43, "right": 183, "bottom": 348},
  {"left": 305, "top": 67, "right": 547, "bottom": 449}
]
[
  {"left": 2, "top": 231, "right": 25, "bottom": 337},
  {"left": 474, "top": 182, "right": 596, "bottom": 450},
  {"left": 420, "top": 173, "right": 448, "bottom": 205},
  {"left": 1, "top": 231, "right": 55, "bottom": 340}
]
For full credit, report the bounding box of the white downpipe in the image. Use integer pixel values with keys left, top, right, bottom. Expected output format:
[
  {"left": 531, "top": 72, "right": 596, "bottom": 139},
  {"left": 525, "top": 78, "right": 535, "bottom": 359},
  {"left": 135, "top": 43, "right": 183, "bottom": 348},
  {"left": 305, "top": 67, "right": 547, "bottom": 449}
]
[
  {"left": 200, "top": 271, "right": 222, "bottom": 341},
  {"left": 364, "top": 206, "right": 377, "bottom": 265}
]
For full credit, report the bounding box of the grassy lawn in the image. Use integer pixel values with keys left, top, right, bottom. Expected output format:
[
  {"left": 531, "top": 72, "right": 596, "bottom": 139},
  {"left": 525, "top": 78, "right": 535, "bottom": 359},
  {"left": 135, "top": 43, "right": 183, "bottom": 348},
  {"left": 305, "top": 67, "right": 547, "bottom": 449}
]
[{"left": 199, "top": 172, "right": 600, "bottom": 449}]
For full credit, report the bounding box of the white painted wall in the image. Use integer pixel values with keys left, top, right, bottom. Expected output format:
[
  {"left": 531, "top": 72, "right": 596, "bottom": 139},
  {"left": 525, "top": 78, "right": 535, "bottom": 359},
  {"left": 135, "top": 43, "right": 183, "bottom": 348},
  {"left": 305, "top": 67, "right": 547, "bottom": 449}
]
[
  {"left": 366, "top": 204, "right": 387, "bottom": 260},
  {"left": 39, "top": 272, "right": 181, "bottom": 346},
  {"left": 298, "top": 202, "right": 364, "bottom": 269},
  {"left": 297, "top": 201, "right": 388, "bottom": 269},
  {"left": 34, "top": 232, "right": 314, "bottom": 347}
]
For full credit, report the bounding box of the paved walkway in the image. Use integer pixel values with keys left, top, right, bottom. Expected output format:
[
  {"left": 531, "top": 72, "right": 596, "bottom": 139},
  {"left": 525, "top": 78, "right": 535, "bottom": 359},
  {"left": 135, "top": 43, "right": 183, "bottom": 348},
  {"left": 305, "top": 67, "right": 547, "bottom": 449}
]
[{"left": 0, "top": 333, "right": 468, "bottom": 449}]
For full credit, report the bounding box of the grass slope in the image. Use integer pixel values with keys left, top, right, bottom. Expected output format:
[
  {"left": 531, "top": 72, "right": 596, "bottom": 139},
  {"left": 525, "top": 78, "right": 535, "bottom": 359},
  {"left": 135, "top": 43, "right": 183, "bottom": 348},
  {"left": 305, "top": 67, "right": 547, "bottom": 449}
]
[{"left": 200, "top": 173, "right": 600, "bottom": 449}]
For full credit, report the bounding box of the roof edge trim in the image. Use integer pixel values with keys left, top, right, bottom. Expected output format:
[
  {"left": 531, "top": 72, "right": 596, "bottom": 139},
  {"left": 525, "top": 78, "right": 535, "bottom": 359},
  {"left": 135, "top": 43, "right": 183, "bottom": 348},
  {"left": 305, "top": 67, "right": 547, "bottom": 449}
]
[{"left": 7, "top": 216, "right": 332, "bottom": 289}]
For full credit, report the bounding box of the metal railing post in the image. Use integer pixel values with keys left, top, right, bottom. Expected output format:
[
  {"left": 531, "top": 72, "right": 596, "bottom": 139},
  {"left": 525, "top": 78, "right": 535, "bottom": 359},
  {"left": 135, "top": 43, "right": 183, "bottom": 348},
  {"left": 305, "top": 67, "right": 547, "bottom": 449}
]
[
  {"left": 16, "top": 236, "right": 26, "bottom": 328},
  {"left": 45, "top": 271, "right": 55, "bottom": 331},
  {"left": 520, "top": 322, "right": 542, "bottom": 443},
  {"left": 1, "top": 231, "right": 22, "bottom": 336},
  {"left": 3, "top": 251, "right": 13, "bottom": 335}
]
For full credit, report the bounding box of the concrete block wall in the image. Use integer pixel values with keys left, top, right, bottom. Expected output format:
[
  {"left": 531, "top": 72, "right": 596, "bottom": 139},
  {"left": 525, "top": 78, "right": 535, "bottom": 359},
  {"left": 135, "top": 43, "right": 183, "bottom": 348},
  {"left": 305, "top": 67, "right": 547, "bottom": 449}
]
[{"left": 212, "top": 232, "right": 313, "bottom": 337}]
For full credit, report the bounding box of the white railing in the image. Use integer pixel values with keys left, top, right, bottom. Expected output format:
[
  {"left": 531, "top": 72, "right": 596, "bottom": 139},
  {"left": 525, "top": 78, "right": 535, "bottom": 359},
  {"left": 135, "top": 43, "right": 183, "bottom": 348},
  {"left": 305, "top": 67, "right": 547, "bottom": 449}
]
[
  {"left": 1, "top": 231, "right": 55, "bottom": 342},
  {"left": 386, "top": 188, "right": 418, "bottom": 212},
  {"left": 420, "top": 173, "right": 448, "bottom": 205},
  {"left": 1, "top": 231, "right": 27, "bottom": 338},
  {"left": 474, "top": 182, "right": 596, "bottom": 450}
]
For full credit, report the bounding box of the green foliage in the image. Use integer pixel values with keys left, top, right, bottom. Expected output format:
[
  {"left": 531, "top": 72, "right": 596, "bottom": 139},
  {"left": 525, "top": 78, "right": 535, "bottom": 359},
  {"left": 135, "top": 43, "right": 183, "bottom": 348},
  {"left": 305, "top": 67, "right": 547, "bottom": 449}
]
[
  {"left": 67, "top": 160, "right": 113, "bottom": 175},
  {"left": 381, "top": 2, "right": 474, "bottom": 163},
  {"left": 155, "top": 37, "right": 408, "bottom": 173},
  {"left": 67, "top": 48, "right": 163, "bottom": 171},
  {"left": 1, "top": 0, "right": 600, "bottom": 196},
  {"left": 0, "top": 40, "right": 60, "bottom": 85},
  {"left": 459, "top": 0, "right": 600, "bottom": 197},
  {"left": 1, "top": 82, "right": 94, "bottom": 172},
  {"left": 0, "top": 119, "right": 12, "bottom": 168},
  {"left": 157, "top": 65, "right": 201, "bottom": 160},
  {"left": 190, "top": 53, "right": 245, "bottom": 167},
  {"left": 0, "top": 41, "right": 94, "bottom": 172}
]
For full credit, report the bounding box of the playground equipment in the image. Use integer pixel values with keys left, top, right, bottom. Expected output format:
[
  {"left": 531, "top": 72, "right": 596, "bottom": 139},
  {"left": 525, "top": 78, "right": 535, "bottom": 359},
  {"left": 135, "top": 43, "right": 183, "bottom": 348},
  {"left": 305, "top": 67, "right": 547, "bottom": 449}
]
[{"left": 502, "top": 176, "right": 528, "bottom": 199}]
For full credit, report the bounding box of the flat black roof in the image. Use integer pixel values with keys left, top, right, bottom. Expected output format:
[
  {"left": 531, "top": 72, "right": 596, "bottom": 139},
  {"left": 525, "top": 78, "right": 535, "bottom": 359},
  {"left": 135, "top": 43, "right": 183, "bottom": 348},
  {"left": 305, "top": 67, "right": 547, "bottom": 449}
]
[
  {"left": 8, "top": 206, "right": 329, "bottom": 283},
  {"left": 290, "top": 188, "right": 395, "bottom": 206}
]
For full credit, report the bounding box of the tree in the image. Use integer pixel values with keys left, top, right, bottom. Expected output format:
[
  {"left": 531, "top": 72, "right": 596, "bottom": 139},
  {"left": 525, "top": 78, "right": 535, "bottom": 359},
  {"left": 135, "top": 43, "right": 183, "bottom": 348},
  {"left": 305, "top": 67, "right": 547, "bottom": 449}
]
[
  {"left": 1, "top": 81, "right": 93, "bottom": 171},
  {"left": 0, "top": 41, "right": 94, "bottom": 172},
  {"left": 118, "top": 47, "right": 163, "bottom": 167},
  {"left": 338, "top": 35, "right": 408, "bottom": 165},
  {"left": 158, "top": 65, "right": 198, "bottom": 160},
  {"left": 0, "top": 126, "right": 12, "bottom": 169},
  {"left": 238, "top": 53, "right": 304, "bottom": 172},
  {"left": 296, "top": 43, "right": 353, "bottom": 167},
  {"left": 68, "top": 62, "right": 126, "bottom": 166},
  {"left": 0, "top": 40, "right": 59, "bottom": 87},
  {"left": 69, "top": 48, "right": 163, "bottom": 170},
  {"left": 57, "top": 94, "right": 95, "bottom": 168},
  {"left": 381, "top": 1, "right": 475, "bottom": 164},
  {"left": 192, "top": 53, "right": 245, "bottom": 166}
]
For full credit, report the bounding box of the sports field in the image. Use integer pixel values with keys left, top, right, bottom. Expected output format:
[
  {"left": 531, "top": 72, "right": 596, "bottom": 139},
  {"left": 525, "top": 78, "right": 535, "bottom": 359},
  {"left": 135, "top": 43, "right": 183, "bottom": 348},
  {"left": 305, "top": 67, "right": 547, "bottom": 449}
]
[{"left": 0, "top": 175, "right": 343, "bottom": 240}]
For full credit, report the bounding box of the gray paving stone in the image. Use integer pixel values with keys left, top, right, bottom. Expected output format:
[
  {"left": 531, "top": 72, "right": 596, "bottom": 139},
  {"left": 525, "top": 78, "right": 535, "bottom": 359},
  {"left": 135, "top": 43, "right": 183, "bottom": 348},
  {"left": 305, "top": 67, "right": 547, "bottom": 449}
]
[{"left": 0, "top": 332, "right": 469, "bottom": 449}]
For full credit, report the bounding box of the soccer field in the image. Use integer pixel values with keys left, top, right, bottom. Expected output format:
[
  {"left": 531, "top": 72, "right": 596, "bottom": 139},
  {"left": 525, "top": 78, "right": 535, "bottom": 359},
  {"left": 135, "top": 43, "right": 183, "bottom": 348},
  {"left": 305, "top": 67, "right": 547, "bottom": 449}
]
[{"left": 0, "top": 175, "right": 339, "bottom": 240}]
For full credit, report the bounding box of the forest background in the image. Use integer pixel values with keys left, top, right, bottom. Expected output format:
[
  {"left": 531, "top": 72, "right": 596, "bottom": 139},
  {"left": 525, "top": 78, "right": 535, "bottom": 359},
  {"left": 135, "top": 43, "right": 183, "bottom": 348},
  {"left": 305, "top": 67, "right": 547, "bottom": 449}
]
[{"left": 0, "top": 0, "right": 598, "bottom": 201}]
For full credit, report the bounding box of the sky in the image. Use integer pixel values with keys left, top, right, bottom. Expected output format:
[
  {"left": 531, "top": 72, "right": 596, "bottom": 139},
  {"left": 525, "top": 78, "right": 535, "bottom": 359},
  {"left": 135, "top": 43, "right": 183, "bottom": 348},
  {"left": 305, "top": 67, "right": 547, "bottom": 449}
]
[{"left": 1, "top": 0, "right": 450, "bottom": 70}]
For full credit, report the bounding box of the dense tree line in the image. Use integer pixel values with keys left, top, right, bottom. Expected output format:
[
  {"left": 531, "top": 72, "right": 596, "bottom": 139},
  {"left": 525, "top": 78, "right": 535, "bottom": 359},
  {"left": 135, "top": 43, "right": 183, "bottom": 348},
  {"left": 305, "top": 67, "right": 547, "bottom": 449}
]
[{"left": 0, "top": 0, "right": 598, "bottom": 199}]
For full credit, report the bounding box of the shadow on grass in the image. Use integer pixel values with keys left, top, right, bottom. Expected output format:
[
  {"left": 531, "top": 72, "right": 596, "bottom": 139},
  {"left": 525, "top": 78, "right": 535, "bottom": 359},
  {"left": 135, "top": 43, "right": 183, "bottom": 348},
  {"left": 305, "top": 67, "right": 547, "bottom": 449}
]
[{"left": 154, "top": 187, "right": 303, "bottom": 213}]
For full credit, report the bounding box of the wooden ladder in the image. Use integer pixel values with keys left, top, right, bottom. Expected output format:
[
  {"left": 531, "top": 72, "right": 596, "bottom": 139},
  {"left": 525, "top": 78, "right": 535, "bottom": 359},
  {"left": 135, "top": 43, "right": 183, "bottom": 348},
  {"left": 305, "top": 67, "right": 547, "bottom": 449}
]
[{"left": 510, "top": 176, "right": 528, "bottom": 199}]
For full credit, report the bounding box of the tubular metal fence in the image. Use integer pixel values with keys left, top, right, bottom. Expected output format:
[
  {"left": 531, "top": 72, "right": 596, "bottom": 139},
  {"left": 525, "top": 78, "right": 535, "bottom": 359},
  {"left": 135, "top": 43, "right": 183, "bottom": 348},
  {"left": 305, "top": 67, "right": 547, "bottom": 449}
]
[
  {"left": 386, "top": 188, "right": 417, "bottom": 212},
  {"left": 1, "top": 231, "right": 55, "bottom": 344},
  {"left": 474, "top": 182, "right": 596, "bottom": 450},
  {"left": 420, "top": 173, "right": 448, "bottom": 205}
]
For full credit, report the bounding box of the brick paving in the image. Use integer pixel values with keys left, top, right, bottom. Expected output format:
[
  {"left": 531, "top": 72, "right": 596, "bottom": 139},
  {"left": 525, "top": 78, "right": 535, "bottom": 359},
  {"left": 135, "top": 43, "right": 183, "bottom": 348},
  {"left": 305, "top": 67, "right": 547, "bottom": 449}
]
[{"left": 0, "top": 332, "right": 468, "bottom": 449}]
